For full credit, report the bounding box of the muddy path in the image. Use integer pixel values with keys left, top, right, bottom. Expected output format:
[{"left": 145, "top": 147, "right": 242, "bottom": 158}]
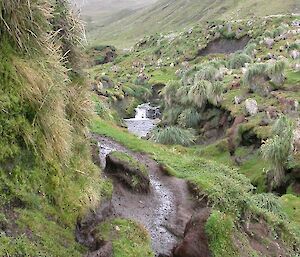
[{"left": 93, "top": 134, "right": 197, "bottom": 256}]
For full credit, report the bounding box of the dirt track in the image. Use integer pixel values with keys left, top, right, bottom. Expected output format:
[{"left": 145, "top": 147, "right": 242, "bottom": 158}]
[{"left": 94, "top": 135, "right": 197, "bottom": 256}]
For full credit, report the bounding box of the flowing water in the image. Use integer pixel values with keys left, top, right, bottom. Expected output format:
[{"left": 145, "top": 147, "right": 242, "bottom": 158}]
[
  {"left": 124, "top": 103, "right": 160, "bottom": 138},
  {"left": 94, "top": 135, "right": 195, "bottom": 256}
]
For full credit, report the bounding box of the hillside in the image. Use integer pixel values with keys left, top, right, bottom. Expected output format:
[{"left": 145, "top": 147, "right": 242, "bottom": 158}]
[
  {"left": 1, "top": 1, "right": 300, "bottom": 257},
  {"left": 86, "top": 0, "right": 300, "bottom": 47},
  {"left": 73, "top": 0, "right": 158, "bottom": 39},
  {"left": 88, "top": 13, "right": 300, "bottom": 256}
]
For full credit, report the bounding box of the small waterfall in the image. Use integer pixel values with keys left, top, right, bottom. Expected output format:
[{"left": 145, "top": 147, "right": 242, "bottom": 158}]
[
  {"left": 135, "top": 104, "right": 148, "bottom": 120},
  {"left": 124, "top": 103, "right": 160, "bottom": 138}
]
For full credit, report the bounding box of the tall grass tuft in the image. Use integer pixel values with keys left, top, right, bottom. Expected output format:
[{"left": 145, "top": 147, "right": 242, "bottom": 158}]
[
  {"left": 243, "top": 63, "right": 268, "bottom": 92},
  {"left": 266, "top": 60, "right": 286, "bottom": 86},
  {"left": 150, "top": 126, "right": 196, "bottom": 146},
  {"left": 206, "top": 81, "right": 224, "bottom": 106},
  {"left": 261, "top": 116, "right": 295, "bottom": 189},
  {"left": 160, "top": 80, "right": 181, "bottom": 106},
  {"left": 228, "top": 53, "right": 252, "bottom": 69},
  {"left": 178, "top": 108, "right": 201, "bottom": 128},
  {"left": 188, "top": 80, "right": 211, "bottom": 108},
  {"left": 0, "top": 0, "right": 51, "bottom": 50}
]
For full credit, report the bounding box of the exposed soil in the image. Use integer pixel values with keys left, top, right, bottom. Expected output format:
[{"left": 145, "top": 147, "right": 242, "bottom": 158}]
[
  {"left": 93, "top": 134, "right": 198, "bottom": 256},
  {"left": 198, "top": 36, "right": 250, "bottom": 56}
]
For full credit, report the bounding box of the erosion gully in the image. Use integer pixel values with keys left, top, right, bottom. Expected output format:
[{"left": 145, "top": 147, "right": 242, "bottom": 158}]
[{"left": 94, "top": 134, "right": 197, "bottom": 256}]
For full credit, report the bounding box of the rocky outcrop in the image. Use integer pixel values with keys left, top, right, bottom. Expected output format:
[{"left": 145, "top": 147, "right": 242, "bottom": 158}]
[
  {"left": 171, "top": 208, "right": 212, "bottom": 257},
  {"left": 105, "top": 151, "right": 150, "bottom": 192}
]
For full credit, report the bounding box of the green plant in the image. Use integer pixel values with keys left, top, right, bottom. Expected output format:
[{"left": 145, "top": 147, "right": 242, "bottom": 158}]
[
  {"left": 195, "top": 65, "right": 221, "bottom": 82},
  {"left": 261, "top": 116, "right": 295, "bottom": 189},
  {"left": 178, "top": 108, "right": 201, "bottom": 128},
  {"left": 150, "top": 126, "right": 196, "bottom": 146},
  {"left": 228, "top": 53, "right": 252, "bottom": 69},
  {"left": 266, "top": 60, "right": 286, "bottom": 86},
  {"left": 160, "top": 80, "right": 181, "bottom": 106},
  {"left": 205, "top": 211, "right": 237, "bottom": 257},
  {"left": 188, "top": 80, "right": 211, "bottom": 108},
  {"left": 206, "top": 81, "right": 224, "bottom": 106},
  {"left": 243, "top": 63, "right": 268, "bottom": 91}
]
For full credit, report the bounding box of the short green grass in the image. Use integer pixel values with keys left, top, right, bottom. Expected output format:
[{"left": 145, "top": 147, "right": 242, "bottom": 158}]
[
  {"left": 90, "top": 118, "right": 300, "bottom": 255},
  {"left": 97, "top": 218, "right": 154, "bottom": 257},
  {"left": 110, "top": 151, "right": 148, "bottom": 175}
]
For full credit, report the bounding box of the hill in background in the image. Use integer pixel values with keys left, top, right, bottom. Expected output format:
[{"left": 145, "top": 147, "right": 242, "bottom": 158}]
[{"left": 80, "top": 0, "right": 300, "bottom": 47}]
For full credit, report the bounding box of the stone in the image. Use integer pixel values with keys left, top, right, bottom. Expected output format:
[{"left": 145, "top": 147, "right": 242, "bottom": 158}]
[
  {"left": 290, "top": 50, "right": 300, "bottom": 59},
  {"left": 110, "top": 65, "right": 120, "bottom": 73},
  {"left": 245, "top": 98, "right": 258, "bottom": 116},
  {"left": 137, "top": 72, "right": 149, "bottom": 84},
  {"left": 264, "top": 38, "right": 274, "bottom": 48},
  {"left": 234, "top": 96, "right": 244, "bottom": 105}
]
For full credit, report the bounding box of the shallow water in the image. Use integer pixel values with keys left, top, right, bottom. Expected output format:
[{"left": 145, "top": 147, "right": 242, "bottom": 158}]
[
  {"left": 96, "top": 137, "right": 180, "bottom": 256},
  {"left": 124, "top": 118, "right": 157, "bottom": 138}
]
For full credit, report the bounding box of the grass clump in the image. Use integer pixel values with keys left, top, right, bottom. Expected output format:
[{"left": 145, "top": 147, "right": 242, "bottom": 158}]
[
  {"left": 150, "top": 126, "right": 196, "bottom": 146},
  {"left": 228, "top": 53, "right": 252, "bottom": 69},
  {"left": 261, "top": 116, "right": 295, "bottom": 190},
  {"left": 97, "top": 218, "right": 154, "bottom": 257},
  {"left": 266, "top": 60, "right": 286, "bottom": 86},
  {"left": 178, "top": 108, "right": 201, "bottom": 128}
]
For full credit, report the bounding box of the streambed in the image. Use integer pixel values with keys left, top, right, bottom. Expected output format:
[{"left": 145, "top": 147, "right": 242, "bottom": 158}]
[{"left": 95, "top": 135, "right": 195, "bottom": 256}]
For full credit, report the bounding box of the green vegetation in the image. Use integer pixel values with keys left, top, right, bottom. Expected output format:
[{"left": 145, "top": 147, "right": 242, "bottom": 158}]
[
  {"left": 97, "top": 219, "right": 154, "bottom": 257},
  {"left": 150, "top": 126, "right": 196, "bottom": 146},
  {"left": 91, "top": 118, "right": 300, "bottom": 254},
  {"left": 0, "top": 1, "right": 105, "bottom": 256},
  {"left": 228, "top": 53, "right": 252, "bottom": 69},
  {"left": 110, "top": 151, "right": 148, "bottom": 175},
  {"left": 206, "top": 211, "right": 237, "bottom": 257},
  {"left": 261, "top": 116, "right": 295, "bottom": 190},
  {"left": 81, "top": 0, "right": 299, "bottom": 47}
]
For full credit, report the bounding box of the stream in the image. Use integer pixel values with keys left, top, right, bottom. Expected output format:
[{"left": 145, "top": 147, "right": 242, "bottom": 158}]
[
  {"left": 94, "top": 104, "right": 195, "bottom": 256},
  {"left": 124, "top": 103, "right": 160, "bottom": 138}
]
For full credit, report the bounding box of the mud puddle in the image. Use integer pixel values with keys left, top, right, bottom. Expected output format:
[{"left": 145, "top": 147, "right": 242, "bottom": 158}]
[{"left": 94, "top": 135, "right": 195, "bottom": 256}]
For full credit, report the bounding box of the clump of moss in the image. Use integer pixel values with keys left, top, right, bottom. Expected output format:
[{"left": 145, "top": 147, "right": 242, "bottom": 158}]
[{"left": 96, "top": 218, "right": 154, "bottom": 257}]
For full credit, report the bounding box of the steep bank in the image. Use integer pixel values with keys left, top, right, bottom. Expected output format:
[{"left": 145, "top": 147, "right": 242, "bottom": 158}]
[{"left": 0, "top": 1, "right": 104, "bottom": 255}]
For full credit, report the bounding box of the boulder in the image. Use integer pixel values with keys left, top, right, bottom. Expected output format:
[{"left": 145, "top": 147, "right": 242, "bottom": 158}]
[
  {"left": 264, "top": 38, "right": 274, "bottom": 48},
  {"left": 105, "top": 151, "right": 150, "bottom": 193},
  {"left": 234, "top": 96, "right": 244, "bottom": 105},
  {"left": 290, "top": 50, "right": 300, "bottom": 59},
  {"left": 245, "top": 99, "right": 258, "bottom": 116},
  {"left": 171, "top": 208, "right": 212, "bottom": 257}
]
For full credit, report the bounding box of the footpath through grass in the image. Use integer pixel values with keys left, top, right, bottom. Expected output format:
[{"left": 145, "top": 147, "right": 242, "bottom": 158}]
[{"left": 91, "top": 118, "right": 300, "bottom": 255}]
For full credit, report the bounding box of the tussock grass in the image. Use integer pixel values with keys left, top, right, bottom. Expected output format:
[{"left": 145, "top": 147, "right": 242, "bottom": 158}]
[
  {"left": 228, "top": 53, "right": 252, "bottom": 69},
  {"left": 261, "top": 116, "right": 295, "bottom": 189},
  {"left": 150, "top": 126, "right": 196, "bottom": 146}
]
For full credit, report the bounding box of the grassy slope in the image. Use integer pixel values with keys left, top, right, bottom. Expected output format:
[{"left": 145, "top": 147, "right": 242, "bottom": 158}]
[
  {"left": 91, "top": 118, "right": 300, "bottom": 255},
  {"left": 86, "top": 0, "right": 300, "bottom": 47}
]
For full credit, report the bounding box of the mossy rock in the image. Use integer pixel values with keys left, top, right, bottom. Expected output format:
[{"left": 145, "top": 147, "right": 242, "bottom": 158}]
[{"left": 105, "top": 151, "right": 150, "bottom": 193}]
